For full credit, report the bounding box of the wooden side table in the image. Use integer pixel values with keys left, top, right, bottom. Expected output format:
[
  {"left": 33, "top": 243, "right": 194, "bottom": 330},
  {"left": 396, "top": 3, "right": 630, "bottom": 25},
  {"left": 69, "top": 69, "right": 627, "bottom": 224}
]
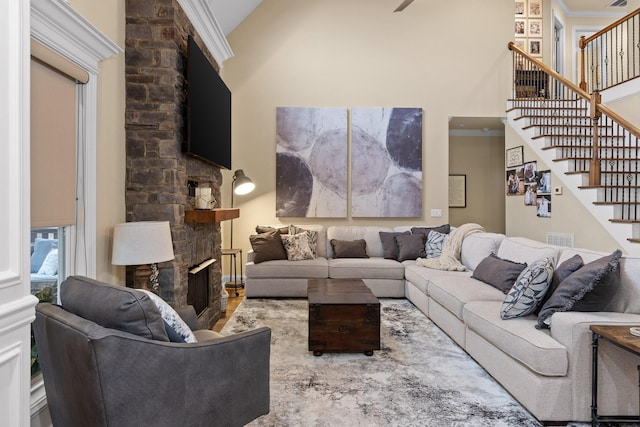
[
  {"left": 590, "top": 324, "right": 640, "bottom": 426},
  {"left": 221, "top": 248, "right": 243, "bottom": 296}
]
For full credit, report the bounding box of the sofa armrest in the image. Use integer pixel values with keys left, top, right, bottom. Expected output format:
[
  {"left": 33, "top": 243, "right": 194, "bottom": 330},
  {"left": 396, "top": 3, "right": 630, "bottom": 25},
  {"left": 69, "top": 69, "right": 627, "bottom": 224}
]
[
  {"left": 247, "top": 249, "right": 255, "bottom": 263},
  {"left": 550, "top": 311, "right": 640, "bottom": 420}
]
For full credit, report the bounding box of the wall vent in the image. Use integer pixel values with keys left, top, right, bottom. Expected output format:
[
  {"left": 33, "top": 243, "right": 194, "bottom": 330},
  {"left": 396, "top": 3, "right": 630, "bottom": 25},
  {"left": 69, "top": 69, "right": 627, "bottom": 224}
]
[{"left": 546, "top": 232, "right": 575, "bottom": 248}]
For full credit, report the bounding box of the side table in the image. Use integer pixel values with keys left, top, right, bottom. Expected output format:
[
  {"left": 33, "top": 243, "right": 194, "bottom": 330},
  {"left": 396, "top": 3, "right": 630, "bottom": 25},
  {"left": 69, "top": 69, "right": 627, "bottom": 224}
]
[
  {"left": 590, "top": 324, "right": 640, "bottom": 426},
  {"left": 221, "top": 248, "right": 243, "bottom": 296}
]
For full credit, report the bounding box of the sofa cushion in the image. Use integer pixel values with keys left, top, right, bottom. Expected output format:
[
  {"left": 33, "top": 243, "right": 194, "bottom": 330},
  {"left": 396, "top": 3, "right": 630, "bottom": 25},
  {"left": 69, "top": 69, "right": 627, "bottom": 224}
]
[
  {"left": 255, "top": 225, "right": 289, "bottom": 235},
  {"left": 463, "top": 300, "right": 568, "bottom": 377},
  {"left": 537, "top": 254, "right": 584, "bottom": 313},
  {"left": 427, "top": 273, "right": 504, "bottom": 320},
  {"left": 537, "top": 250, "right": 622, "bottom": 329},
  {"left": 139, "top": 289, "right": 197, "bottom": 343},
  {"left": 330, "top": 239, "right": 368, "bottom": 258},
  {"left": 395, "top": 233, "right": 426, "bottom": 261},
  {"left": 379, "top": 231, "right": 410, "bottom": 260},
  {"left": 249, "top": 229, "right": 288, "bottom": 263},
  {"left": 471, "top": 253, "right": 527, "bottom": 294},
  {"left": 496, "top": 237, "right": 559, "bottom": 265},
  {"left": 411, "top": 224, "right": 451, "bottom": 239},
  {"left": 425, "top": 230, "right": 449, "bottom": 259},
  {"left": 60, "top": 275, "right": 169, "bottom": 341},
  {"left": 327, "top": 226, "right": 393, "bottom": 258},
  {"left": 501, "top": 257, "right": 555, "bottom": 319},
  {"left": 282, "top": 232, "right": 315, "bottom": 261},
  {"left": 246, "top": 257, "right": 328, "bottom": 279},
  {"left": 460, "top": 232, "right": 505, "bottom": 271},
  {"left": 329, "top": 257, "right": 404, "bottom": 280},
  {"left": 289, "top": 225, "right": 320, "bottom": 257}
]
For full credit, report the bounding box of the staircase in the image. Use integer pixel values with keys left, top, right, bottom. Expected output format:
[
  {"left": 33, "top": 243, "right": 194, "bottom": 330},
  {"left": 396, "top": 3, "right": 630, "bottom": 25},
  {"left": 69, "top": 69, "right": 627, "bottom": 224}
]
[{"left": 506, "top": 42, "right": 640, "bottom": 255}]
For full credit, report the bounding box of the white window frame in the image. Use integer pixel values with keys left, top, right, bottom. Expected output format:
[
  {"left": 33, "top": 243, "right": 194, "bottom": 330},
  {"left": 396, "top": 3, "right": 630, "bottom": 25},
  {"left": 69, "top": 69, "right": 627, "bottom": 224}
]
[{"left": 29, "top": 0, "right": 121, "bottom": 417}]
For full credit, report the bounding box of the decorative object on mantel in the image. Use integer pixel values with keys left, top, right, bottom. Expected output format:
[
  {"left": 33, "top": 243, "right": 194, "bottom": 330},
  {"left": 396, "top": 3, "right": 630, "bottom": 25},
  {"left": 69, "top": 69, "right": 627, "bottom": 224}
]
[
  {"left": 111, "top": 221, "right": 175, "bottom": 292},
  {"left": 195, "top": 184, "right": 216, "bottom": 209}
]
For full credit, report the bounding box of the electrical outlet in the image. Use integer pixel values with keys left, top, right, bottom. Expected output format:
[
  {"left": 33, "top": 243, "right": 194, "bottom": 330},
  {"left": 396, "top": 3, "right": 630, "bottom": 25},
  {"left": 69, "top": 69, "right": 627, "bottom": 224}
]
[
  {"left": 553, "top": 186, "right": 562, "bottom": 195},
  {"left": 431, "top": 209, "right": 442, "bottom": 217}
]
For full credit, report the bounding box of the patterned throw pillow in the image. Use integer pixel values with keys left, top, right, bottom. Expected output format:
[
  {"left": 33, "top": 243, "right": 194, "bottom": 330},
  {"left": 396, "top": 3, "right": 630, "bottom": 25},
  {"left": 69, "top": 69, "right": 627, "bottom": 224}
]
[
  {"left": 282, "top": 232, "right": 315, "bottom": 261},
  {"left": 37, "top": 248, "right": 58, "bottom": 276},
  {"left": 139, "top": 289, "right": 197, "bottom": 343},
  {"left": 425, "top": 231, "right": 449, "bottom": 259},
  {"left": 501, "top": 257, "right": 555, "bottom": 319},
  {"left": 289, "top": 225, "right": 319, "bottom": 257}
]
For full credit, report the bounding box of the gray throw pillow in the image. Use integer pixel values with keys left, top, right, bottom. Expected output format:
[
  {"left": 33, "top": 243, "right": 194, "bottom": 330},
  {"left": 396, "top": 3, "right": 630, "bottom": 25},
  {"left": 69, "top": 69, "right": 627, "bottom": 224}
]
[
  {"left": 501, "top": 257, "right": 555, "bottom": 319},
  {"left": 330, "top": 239, "right": 368, "bottom": 258},
  {"left": 411, "top": 224, "right": 451, "bottom": 240},
  {"left": 379, "top": 231, "right": 410, "bottom": 260},
  {"left": 471, "top": 253, "right": 528, "bottom": 294},
  {"left": 536, "top": 254, "right": 584, "bottom": 314},
  {"left": 255, "top": 225, "right": 289, "bottom": 235},
  {"left": 60, "top": 275, "right": 169, "bottom": 341},
  {"left": 249, "top": 229, "right": 288, "bottom": 263},
  {"left": 536, "top": 250, "right": 622, "bottom": 329},
  {"left": 395, "top": 234, "right": 426, "bottom": 261}
]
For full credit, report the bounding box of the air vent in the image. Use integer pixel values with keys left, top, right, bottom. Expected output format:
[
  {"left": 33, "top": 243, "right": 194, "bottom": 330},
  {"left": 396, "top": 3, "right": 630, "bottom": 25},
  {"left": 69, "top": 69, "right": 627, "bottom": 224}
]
[
  {"left": 546, "top": 232, "right": 575, "bottom": 248},
  {"left": 609, "top": 0, "right": 627, "bottom": 7}
]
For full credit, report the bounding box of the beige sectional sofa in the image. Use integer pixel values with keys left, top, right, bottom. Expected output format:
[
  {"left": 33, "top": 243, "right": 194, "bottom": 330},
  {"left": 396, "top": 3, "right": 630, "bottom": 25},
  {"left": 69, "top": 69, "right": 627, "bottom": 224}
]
[{"left": 244, "top": 224, "right": 640, "bottom": 424}]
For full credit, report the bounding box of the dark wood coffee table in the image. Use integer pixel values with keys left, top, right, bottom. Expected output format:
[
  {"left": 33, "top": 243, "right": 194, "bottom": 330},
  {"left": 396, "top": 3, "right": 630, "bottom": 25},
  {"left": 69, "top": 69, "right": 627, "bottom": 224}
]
[{"left": 308, "top": 278, "right": 380, "bottom": 356}]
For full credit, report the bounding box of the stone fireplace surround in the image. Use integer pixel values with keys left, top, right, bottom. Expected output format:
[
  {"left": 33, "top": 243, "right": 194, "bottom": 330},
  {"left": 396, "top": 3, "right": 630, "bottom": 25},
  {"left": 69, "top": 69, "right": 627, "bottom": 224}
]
[{"left": 125, "top": 0, "right": 223, "bottom": 328}]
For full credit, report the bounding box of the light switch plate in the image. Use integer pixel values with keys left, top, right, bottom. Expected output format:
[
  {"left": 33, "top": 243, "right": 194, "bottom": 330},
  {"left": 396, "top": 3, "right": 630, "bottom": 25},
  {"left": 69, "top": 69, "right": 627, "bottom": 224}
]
[
  {"left": 553, "top": 186, "right": 562, "bottom": 195},
  {"left": 431, "top": 209, "right": 442, "bottom": 217}
]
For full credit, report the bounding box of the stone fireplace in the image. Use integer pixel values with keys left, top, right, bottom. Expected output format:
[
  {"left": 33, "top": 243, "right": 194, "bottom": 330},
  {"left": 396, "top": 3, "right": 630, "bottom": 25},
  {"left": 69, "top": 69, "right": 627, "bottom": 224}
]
[{"left": 125, "top": 0, "right": 224, "bottom": 328}]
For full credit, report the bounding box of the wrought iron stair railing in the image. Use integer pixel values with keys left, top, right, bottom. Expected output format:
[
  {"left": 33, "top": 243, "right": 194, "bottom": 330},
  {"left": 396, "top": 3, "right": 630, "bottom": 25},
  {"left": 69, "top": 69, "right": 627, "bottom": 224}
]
[
  {"left": 579, "top": 8, "right": 640, "bottom": 93},
  {"left": 507, "top": 42, "right": 640, "bottom": 246}
]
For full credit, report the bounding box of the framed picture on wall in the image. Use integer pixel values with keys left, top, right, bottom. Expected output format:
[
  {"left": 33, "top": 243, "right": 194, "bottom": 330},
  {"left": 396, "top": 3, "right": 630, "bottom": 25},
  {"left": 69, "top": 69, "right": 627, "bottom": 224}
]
[
  {"left": 529, "top": 39, "right": 542, "bottom": 57},
  {"left": 515, "top": 0, "right": 526, "bottom": 17},
  {"left": 449, "top": 175, "right": 466, "bottom": 208},
  {"left": 515, "top": 19, "right": 526, "bottom": 37},
  {"left": 529, "top": 0, "right": 543, "bottom": 18},
  {"left": 514, "top": 38, "right": 526, "bottom": 51},
  {"left": 528, "top": 19, "right": 542, "bottom": 37},
  {"left": 506, "top": 145, "right": 524, "bottom": 168}
]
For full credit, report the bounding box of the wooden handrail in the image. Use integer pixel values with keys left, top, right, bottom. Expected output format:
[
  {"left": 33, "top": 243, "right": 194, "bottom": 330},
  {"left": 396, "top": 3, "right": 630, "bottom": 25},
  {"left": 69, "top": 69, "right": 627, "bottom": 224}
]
[
  {"left": 580, "top": 8, "right": 640, "bottom": 47},
  {"left": 508, "top": 42, "right": 590, "bottom": 100},
  {"left": 509, "top": 41, "right": 640, "bottom": 140}
]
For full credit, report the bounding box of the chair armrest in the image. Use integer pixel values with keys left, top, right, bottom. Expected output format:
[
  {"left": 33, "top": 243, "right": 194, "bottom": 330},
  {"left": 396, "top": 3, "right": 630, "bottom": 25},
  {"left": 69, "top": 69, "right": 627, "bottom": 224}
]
[
  {"left": 92, "top": 326, "right": 272, "bottom": 426},
  {"left": 175, "top": 305, "right": 199, "bottom": 331}
]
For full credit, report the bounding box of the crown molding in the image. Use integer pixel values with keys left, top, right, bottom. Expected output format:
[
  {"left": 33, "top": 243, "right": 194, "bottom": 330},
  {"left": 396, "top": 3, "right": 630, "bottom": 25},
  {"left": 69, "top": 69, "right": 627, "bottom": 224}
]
[{"left": 178, "top": 0, "right": 234, "bottom": 67}]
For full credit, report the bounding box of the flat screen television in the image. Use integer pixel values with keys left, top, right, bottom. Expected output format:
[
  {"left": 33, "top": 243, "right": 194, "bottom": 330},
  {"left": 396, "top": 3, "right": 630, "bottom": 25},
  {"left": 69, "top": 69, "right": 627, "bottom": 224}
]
[{"left": 184, "top": 35, "right": 232, "bottom": 170}]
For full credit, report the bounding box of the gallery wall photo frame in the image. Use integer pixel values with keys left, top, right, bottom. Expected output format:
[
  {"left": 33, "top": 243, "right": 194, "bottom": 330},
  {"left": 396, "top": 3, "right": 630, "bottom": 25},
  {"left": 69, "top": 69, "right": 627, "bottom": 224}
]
[
  {"left": 506, "top": 145, "right": 524, "bottom": 168},
  {"left": 448, "top": 174, "right": 467, "bottom": 208}
]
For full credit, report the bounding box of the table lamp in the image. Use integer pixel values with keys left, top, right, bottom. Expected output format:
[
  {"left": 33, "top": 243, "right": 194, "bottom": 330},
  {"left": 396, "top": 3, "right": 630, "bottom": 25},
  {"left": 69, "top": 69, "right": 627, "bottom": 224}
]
[{"left": 112, "top": 221, "right": 175, "bottom": 292}]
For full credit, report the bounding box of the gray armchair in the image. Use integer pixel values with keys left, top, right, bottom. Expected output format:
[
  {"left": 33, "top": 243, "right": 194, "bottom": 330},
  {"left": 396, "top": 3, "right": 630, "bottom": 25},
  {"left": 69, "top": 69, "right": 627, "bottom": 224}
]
[{"left": 33, "top": 276, "right": 271, "bottom": 427}]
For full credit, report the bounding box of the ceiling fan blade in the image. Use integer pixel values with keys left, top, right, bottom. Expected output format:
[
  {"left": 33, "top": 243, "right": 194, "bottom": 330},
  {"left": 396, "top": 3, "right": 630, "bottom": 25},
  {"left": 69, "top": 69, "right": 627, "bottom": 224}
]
[{"left": 394, "top": 0, "right": 415, "bottom": 12}]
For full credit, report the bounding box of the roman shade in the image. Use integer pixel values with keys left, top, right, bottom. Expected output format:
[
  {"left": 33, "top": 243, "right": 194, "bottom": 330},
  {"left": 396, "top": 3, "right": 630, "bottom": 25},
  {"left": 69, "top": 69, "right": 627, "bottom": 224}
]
[{"left": 30, "top": 41, "right": 86, "bottom": 227}]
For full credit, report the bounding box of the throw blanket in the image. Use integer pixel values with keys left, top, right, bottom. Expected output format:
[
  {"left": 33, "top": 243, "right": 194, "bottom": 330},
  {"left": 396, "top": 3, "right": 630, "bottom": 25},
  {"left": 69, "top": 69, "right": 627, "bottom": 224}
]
[{"left": 416, "top": 223, "right": 485, "bottom": 271}]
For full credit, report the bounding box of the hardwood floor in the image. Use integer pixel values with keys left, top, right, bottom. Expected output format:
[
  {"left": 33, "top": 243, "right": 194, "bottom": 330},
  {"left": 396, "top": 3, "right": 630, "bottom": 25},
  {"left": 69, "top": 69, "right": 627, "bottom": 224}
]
[{"left": 212, "top": 287, "right": 245, "bottom": 332}]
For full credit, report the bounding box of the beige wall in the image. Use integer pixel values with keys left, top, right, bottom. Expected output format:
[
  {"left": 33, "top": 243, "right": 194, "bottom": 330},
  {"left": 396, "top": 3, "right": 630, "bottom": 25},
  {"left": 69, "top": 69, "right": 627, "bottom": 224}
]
[
  {"left": 504, "top": 124, "right": 619, "bottom": 252},
  {"left": 221, "top": 0, "right": 514, "bottom": 255},
  {"left": 449, "top": 134, "right": 505, "bottom": 233},
  {"left": 69, "top": 0, "right": 126, "bottom": 283}
]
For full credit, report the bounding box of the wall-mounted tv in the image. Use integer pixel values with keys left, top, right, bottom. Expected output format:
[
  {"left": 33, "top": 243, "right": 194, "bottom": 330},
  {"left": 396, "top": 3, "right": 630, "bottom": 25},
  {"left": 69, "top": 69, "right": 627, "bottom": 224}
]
[{"left": 184, "top": 35, "right": 232, "bottom": 170}]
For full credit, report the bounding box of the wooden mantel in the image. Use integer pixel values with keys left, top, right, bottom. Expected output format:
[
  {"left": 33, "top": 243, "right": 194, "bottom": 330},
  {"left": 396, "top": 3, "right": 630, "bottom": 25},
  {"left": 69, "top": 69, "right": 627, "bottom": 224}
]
[{"left": 184, "top": 208, "right": 239, "bottom": 223}]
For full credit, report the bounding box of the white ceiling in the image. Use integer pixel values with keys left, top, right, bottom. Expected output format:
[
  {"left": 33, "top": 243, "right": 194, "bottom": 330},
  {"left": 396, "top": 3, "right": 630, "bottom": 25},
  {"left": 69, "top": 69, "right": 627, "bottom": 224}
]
[{"left": 208, "top": 0, "right": 640, "bottom": 37}]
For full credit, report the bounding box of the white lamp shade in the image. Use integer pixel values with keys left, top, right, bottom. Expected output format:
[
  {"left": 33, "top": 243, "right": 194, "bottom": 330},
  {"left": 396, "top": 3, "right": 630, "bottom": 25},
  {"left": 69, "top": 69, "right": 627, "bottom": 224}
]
[
  {"left": 233, "top": 169, "right": 255, "bottom": 195},
  {"left": 112, "top": 221, "right": 175, "bottom": 266}
]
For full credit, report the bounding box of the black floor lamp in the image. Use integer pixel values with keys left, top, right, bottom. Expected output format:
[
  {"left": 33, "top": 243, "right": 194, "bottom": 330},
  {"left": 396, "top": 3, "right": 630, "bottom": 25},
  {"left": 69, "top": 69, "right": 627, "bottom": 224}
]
[{"left": 224, "top": 169, "right": 255, "bottom": 294}]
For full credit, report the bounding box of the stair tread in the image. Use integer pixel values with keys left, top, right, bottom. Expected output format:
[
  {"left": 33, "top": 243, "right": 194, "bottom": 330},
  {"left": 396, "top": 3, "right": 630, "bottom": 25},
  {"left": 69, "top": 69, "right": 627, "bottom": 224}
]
[
  {"left": 579, "top": 185, "right": 640, "bottom": 189},
  {"left": 542, "top": 144, "right": 636, "bottom": 149},
  {"left": 610, "top": 219, "right": 640, "bottom": 224},
  {"left": 628, "top": 238, "right": 640, "bottom": 243},
  {"left": 594, "top": 201, "right": 640, "bottom": 205}
]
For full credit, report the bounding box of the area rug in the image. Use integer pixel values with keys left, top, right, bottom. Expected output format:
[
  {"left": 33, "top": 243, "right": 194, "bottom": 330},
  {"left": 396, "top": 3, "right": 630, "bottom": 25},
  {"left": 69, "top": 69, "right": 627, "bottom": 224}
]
[{"left": 221, "top": 298, "right": 543, "bottom": 427}]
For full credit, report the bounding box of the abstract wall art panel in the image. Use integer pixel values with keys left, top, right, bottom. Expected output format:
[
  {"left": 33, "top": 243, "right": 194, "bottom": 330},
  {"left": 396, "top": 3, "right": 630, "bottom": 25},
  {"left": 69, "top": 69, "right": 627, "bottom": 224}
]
[
  {"left": 276, "top": 107, "right": 348, "bottom": 217},
  {"left": 351, "top": 107, "right": 423, "bottom": 217}
]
